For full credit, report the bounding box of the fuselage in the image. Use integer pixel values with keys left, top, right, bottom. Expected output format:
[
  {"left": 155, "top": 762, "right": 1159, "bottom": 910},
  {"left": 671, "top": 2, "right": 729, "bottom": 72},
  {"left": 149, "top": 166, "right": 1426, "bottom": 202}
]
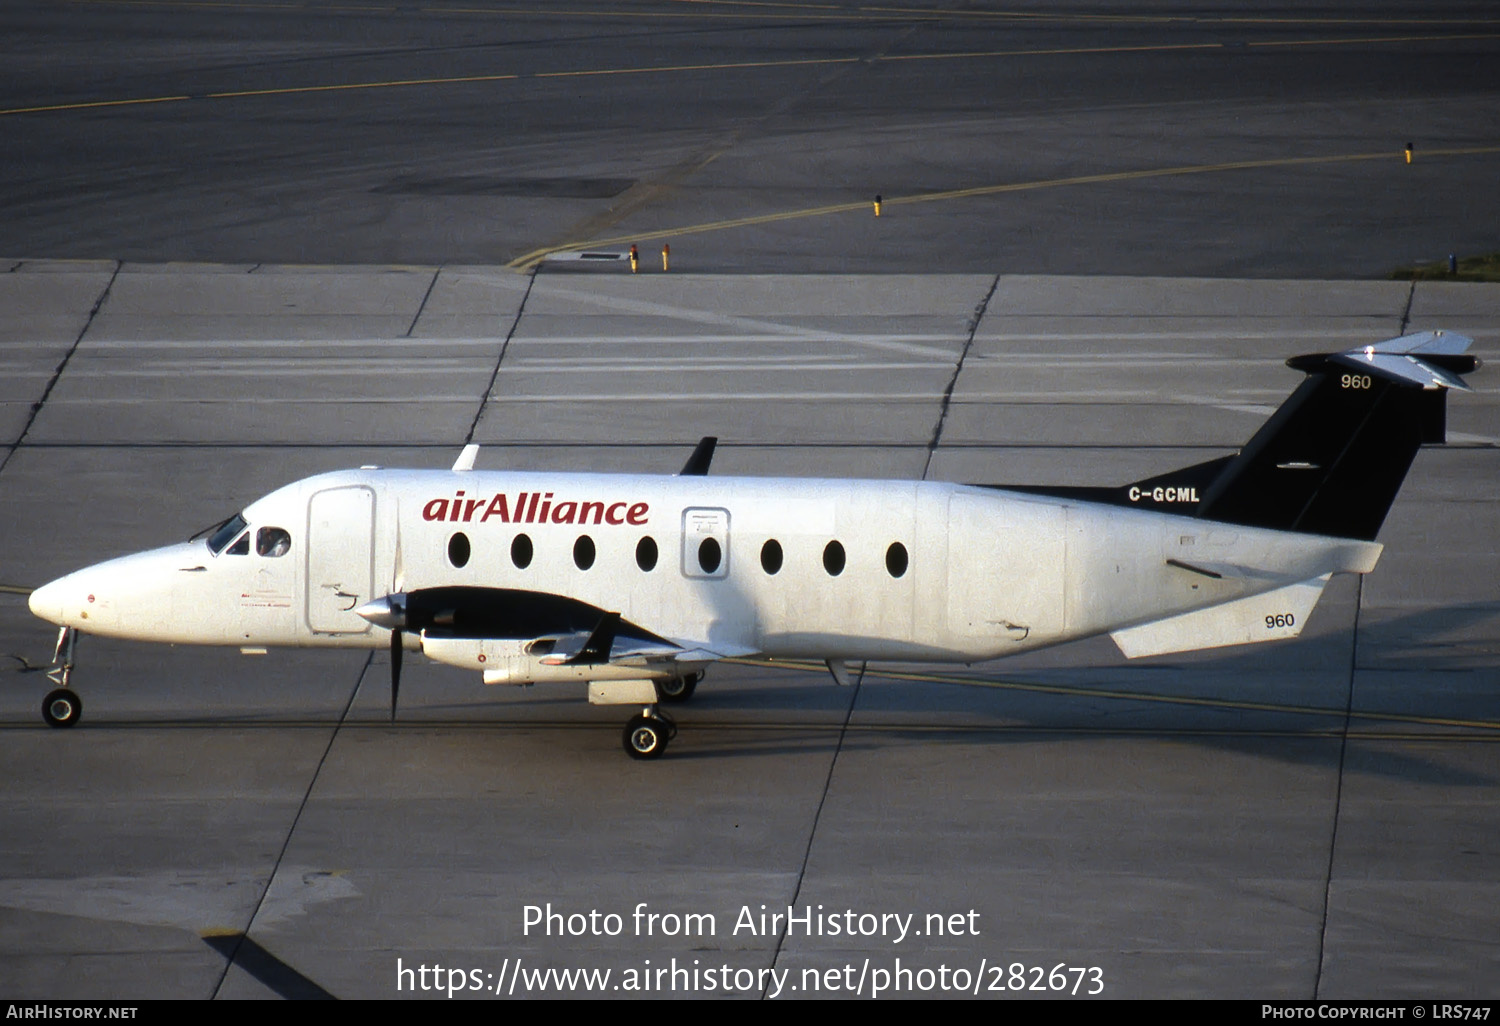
[{"left": 28, "top": 467, "right": 1383, "bottom": 670}]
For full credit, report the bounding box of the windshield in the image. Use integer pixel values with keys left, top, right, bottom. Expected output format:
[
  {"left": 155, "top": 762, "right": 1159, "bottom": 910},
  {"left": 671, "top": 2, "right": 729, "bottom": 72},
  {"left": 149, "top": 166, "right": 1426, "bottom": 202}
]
[{"left": 193, "top": 513, "right": 249, "bottom": 554}]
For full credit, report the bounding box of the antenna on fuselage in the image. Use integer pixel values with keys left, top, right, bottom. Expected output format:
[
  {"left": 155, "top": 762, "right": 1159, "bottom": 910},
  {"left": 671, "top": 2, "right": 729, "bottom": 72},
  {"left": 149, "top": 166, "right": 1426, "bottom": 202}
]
[
  {"left": 452, "top": 444, "right": 480, "bottom": 472},
  {"left": 679, "top": 436, "right": 717, "bottom": 476}
]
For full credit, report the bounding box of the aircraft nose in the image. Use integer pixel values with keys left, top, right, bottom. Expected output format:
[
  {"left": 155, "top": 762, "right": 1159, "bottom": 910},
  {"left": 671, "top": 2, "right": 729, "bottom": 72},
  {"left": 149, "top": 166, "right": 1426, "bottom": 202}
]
[
  {"left": 28, "top": 576, "right": 68, "bottom": 626},
  {"left": 27, "top": 571, "right": 113, "bottom": 630}
]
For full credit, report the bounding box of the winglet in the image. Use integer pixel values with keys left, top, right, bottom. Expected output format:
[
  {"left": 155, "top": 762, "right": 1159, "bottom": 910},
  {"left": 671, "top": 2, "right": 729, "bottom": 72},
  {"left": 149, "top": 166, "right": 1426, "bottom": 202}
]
[
  {"left": 679, "top": 436, "right": 717, "bottom": 476},
  {"left": 452, "top": 444, "right": 480, "bottom": 472},
  {"left": 566, "top": 612, "right": 621, "bottom": 665}
]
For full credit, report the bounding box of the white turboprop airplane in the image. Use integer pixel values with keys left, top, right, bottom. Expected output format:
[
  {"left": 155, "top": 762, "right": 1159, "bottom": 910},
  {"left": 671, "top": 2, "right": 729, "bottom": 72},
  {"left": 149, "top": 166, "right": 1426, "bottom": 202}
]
[{"left": 26, "top": 332, "right": 1478, "bottom": 758}]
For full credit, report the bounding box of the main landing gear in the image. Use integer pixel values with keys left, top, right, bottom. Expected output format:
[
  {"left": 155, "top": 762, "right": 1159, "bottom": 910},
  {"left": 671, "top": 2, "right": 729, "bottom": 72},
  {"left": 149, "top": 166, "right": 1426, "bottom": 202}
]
[
  {"left": 623, "top": 706, "right": 677, "bottom": 760},
  {"left": 619, "top": 672, "right": 701, "bottom": 758},
  {"left": 655, "top": 671, "right": 701, "bottom": 703},
  {"left": 42, "top": 627, "right": 81, "bottom": 728}
]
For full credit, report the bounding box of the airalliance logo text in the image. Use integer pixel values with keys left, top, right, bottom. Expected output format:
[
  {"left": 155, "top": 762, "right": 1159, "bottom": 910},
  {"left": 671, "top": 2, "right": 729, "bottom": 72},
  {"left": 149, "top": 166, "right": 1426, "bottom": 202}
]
[{"left": 423, "top": 491, "right": 649, "bottom": 526}]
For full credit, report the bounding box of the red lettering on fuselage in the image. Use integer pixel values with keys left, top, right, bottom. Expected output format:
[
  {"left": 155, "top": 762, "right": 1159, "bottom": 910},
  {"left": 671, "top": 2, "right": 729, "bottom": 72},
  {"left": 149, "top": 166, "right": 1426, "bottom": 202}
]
[
  {"left": 421, "top": 492, "right": 650, "bottom": 525},
  {"left": 481, "top": 495, "right": 510, "bottom": 521}
]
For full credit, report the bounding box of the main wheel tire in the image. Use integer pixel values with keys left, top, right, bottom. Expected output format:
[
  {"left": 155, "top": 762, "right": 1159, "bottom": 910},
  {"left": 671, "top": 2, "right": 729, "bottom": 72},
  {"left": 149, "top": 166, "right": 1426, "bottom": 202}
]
[
  {"left": 656, "top": 673, "right": 699, "bottom": 703},
  {"left": 42, "top": 688, "right": 81, "bottom": 729},
  {"left": 623, "top": 714, "right": 668, "bottom": 759}
]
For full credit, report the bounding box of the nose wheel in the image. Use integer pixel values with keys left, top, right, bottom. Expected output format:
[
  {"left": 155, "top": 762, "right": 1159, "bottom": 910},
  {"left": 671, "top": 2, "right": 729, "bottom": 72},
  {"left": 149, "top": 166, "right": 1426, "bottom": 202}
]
[
  {"left": 41, "top": 627, "right": 82, "bottom": 729},
  {"left": 42, "top": 688, "right": 82, "bottom": 728},
  {"left": 623, "top": 706, "right": 677, "bottom": 760}
]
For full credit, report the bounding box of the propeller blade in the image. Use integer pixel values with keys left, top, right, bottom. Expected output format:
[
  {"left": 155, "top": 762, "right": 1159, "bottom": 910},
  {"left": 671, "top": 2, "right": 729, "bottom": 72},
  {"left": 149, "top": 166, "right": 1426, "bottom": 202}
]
[
  {"left": 392, "top": 513, "right": 406, "bottom": 594},
  {"left": 390, "top": 628, "right": 403, "bottom": 723}
]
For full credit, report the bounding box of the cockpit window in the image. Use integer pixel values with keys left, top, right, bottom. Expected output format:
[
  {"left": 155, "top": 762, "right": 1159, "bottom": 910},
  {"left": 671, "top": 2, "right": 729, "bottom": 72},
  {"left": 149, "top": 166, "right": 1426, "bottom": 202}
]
[
  {"left": 226, "top": 532, "right": 250, "bottom": 556},
  {"left": 257, "top": 527, "right": 291, "bottom": 557},
  {"left": 200, "top": 514, "right": 249, "bottom": 555}
]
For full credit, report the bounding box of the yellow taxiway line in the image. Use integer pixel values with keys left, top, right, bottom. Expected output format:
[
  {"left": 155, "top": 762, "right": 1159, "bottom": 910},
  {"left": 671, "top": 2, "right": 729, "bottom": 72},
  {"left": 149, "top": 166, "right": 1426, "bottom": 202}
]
[
  {"left": 729, "top": 659, "right": 1500, "bottom": 733},
  {"left": 507, "top": 144, "right": 1500, "bottom": 269},
  {"left": 6, "top": 31, "right": 1499, "bottom": 117},
  {"left": 56, "top": 0, "right": 1500, "bottom": 26}
]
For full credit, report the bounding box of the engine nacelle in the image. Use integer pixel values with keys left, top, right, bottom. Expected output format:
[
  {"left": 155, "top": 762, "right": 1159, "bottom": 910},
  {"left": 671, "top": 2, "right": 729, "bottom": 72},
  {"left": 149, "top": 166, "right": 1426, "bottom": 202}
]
[
  {"left": 420, "top": 635, "right": 537, "bottom": 681},
  {"left": 419, "top": 633, "right": 677, "bottom": 687}
]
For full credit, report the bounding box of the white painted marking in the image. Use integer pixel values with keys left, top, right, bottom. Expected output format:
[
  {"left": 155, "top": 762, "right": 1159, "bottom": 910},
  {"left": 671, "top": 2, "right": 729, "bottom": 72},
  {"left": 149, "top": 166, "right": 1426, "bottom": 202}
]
[
  {"left": 488, "top": 392, "right": 942, "bottom": 402},
  {"left": 503, "top": 360, "right": 941, "bottom": 374},
  {"left": 530, "top": 280, "right": 965, "bottom": 359},
  {"left": 49, "top": 395, "right": 481, "bottom": 404}
]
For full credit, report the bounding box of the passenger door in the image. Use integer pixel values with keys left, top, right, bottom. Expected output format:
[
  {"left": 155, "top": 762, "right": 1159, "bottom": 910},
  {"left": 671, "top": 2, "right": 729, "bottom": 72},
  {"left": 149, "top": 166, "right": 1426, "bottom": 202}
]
[{"left": 306, "top": 486, "right": 375, "bottom": 634}]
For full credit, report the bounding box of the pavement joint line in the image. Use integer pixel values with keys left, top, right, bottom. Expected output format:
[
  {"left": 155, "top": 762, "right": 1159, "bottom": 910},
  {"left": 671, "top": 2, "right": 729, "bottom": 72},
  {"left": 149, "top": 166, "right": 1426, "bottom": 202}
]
[
  {"left": 764, "top": 667, "right": 860, "bottom": 999},
  {"left": 466, "top": 266, "right": 537, "bottom": 446},
  {"left": 1315, "top": 575, "right": 1361, "bottom": 999},
  {"left": 1399, "top": 279, "right": 1417, "bottom": 334},
  {"left": 405, "top": 268, "right": 441, "bottom": 338},
  {"left": 509, "top": 145, "right": 1500, "bottom": 268},
  {"left": 0, "top": 262, "right": 119, "bottom": 479},
  {"left": 923, "top": 274, "right": 998, "bottom": 482},
  {"left": 210, "top": 650, "right": 372, "bottom": 1000},
  {"left": 727, "top": 659, "right": 1500, "bottom": 732}
]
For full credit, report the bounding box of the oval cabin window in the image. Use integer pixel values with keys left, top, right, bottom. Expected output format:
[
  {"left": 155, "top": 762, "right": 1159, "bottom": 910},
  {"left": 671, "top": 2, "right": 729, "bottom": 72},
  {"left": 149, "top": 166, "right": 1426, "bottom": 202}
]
[
  {"left": 823, "top": 540, "right": 845, "bottom": 577},
  {"left": 760, "top": 539, "right": 783, "bottom": 575},
  {"left": 636, "top": 536, "right": 659, "bottom": 572},
  {"left": 574, "top": 535, "right": 596, "bottom": 571},
  {"left": 511, "top": 533, "right": 533, "bottom": 569},
  {"left": 698, "top": 536, "right": 722, "bottom": 574}
]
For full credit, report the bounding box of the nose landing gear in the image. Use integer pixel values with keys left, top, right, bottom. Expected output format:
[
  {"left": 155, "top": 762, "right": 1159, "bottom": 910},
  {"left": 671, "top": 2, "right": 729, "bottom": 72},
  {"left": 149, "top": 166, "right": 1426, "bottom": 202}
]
[{"left": 41, "top": 627, "right": 81, "bottom": 728}]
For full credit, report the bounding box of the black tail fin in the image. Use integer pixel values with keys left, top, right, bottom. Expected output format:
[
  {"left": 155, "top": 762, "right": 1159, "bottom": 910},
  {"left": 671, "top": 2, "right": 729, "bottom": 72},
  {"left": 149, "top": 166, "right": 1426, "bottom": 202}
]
[
  {"left": 989, "top": 331, "right": 1478, "bottom": 541},
  {"left": 1195, "top": 331, "right": 1477, "bottom": 540}
]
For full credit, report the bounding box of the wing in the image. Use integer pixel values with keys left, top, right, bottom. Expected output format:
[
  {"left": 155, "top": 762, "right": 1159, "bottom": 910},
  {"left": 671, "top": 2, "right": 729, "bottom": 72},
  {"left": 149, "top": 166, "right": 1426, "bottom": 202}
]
[{"left": 354, "top": 585, "right": 755, "bottom": 678}]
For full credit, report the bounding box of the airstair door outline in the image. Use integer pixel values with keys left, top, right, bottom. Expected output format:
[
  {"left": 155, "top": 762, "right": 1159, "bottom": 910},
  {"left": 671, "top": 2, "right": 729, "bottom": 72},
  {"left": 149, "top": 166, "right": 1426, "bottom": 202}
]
[{"left": 306, "top": 486, "right": 375, "bottom": 634}]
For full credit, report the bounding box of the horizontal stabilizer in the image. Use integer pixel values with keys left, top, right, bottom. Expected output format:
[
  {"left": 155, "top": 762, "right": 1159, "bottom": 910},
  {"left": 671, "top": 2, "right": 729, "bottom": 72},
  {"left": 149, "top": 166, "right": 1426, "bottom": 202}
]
[
  {"left": 1111, "top": 574, "right": 1330, "bottom": 658},
  {"left": 1330, "top": 351, "right": 1470, "bottom": 391}
]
